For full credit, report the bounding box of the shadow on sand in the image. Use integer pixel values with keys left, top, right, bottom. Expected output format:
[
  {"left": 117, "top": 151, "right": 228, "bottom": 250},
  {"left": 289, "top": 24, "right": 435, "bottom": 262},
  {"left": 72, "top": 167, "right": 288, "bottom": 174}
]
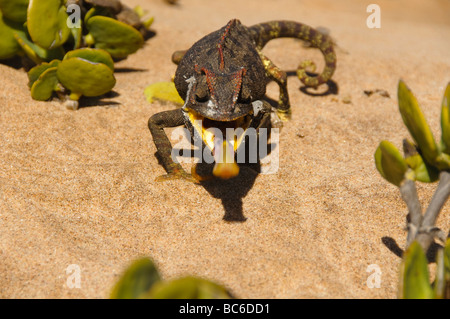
[{"left": 195, "top": 162, "right": 261, "bottom": 222}]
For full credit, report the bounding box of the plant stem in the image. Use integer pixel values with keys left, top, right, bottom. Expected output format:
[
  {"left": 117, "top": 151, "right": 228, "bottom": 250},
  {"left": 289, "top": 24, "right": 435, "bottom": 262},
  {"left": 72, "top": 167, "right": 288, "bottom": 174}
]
[
  {"left": 415, "top": 171, "right": 450, "bottom": 251},
  {"left": 400, "top": 179, "right": 423, "bottom": 247}
]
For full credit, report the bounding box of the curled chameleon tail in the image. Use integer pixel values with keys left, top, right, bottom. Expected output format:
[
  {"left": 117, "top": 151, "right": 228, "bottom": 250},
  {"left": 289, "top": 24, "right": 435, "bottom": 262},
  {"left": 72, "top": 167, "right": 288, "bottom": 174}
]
[{"left": 248, "top": 21, "right": 336, "bottom": 88}]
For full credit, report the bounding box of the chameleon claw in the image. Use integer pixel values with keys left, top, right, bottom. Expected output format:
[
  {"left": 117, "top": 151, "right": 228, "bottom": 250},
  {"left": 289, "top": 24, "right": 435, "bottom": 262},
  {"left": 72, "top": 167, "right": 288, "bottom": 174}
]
[
  {"left": 191, "top": 164, "right": 214, "bottom": 182},
  {"left": 155, "top": 170, "right": 199, "bottom": 184},
  {"left": 275, "top": 108, "right": 291, "bottom": 122}
]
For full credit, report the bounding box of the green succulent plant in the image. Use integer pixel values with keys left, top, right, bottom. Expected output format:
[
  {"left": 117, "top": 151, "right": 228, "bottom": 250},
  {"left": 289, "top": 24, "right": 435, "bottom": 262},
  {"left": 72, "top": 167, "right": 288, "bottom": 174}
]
[
  {"left": 110, "top": 258, "right": 161, "bottom": 299},
  {"left": 0, "top": 0, "right": 154, "bottom": 108},
  {"left": 111, "top": 257, "right": 233, "bottom": 299},
  {"left": 376, "top": 81, "right": 450, "bottom": 186},
  {"left": 399, "top": 239, "right": 450, "bottom": 299},
  {"left": 26, "top": 48, "right": 116, "bottom": 109},
  {"left": 0, "top": 0, "right": 28, "bottom": 23},
  {"left": 145, "top": 276, "right": 232, "bottom": 299},
  {"left": 85, "top": 15, "right": 144, "bottom": 59},
  {"left": 27, "top": 0, "right": 71, "bottom": 50},
  {"left": 0, "top": 10, "right": 22, "bottom": 60},
  {"left": 375, "top": 81, "right": 450, "bottom": 299},
  {"left": 57, "top": 55, "right": 116, "bottom": 106},
  {"left": 30, "top": 65, "right": 60, "bottom": 101},
  {"left": 375, "top": 80, "right": 450, "bottom": 251},
  {"left": 28, "top": 59, "right": 61, "bottom": 88}
]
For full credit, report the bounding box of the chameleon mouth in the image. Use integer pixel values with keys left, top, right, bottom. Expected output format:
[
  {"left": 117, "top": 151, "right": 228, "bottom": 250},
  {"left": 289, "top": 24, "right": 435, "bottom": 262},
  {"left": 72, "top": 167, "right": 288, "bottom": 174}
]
[
  {"left": 187, "top": 110, "right": 253, "bottom": 151},
  {"left": 187, "top": 109, "right": 253, "bottom": 179}
]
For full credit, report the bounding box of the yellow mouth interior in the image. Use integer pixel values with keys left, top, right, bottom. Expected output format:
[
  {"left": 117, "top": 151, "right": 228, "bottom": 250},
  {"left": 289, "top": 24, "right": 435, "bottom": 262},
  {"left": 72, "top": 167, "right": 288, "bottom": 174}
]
[
  {"left": 187, "top": 110, "right": 252, "bottom": 152},
  {"left": 187, "top": 110, "right": 252, "bottom": 179}
]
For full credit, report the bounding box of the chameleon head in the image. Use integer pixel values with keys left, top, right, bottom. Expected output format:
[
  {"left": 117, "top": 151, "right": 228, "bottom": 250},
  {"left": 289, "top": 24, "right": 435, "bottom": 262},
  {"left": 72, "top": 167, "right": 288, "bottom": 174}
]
[{"left": 182, "top": 67, "right": 260, "bottom": 179}]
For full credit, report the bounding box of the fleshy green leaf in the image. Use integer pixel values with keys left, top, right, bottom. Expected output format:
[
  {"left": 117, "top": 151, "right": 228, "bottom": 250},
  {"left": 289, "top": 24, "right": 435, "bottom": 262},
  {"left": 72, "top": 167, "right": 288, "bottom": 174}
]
[
  {"left": 398, "top": 80, "right": 439, "bottom": 165},
  {"left": 434, "top": 152, "right": 450, "bottom": 170},
  {"left": 0, "top": 0, "right": 29, "bottom": 23},
  {"left": 84, "top": 7, "right": 97, "bottom": 25},
  {"left": 83, "top": 6, "right": 115, "bottom": 26},
  {"left": 0, "top": 11, "right": 22, "bottom": 59},
  {"left": 143, "top": 16, "right": 154, "bottom": 30},
  {"left": 28, "top": 60, "right": 60, "bottom": 88},
  {"left": 144, "top": 82, "right": 184, "bottom": 105},
  {"left": 403, "top": 140, "right": 439, "bottom": 183},
  {"left": 86, "top": 15, "right": 144, "bottom": 59},
  {"left": 146, "top": 276, "right": 232, "bottom": 299},
  {"left": 441, "top": 83, "right": 450, "bottom": 154},
  {"left": 110, "top": 258, "right": 161, "bottom": 299},
  {"left": 400, "top": 241, "right": 435, "bottom": 299},
  {"left": 27, "top": 0, "right": 70, "bottom": 49},
  {"left": 64, "top": 48, "right": 114, "bottom": 71},
  {"left": 13, "top": 28, "right": 65, "bottom": 64},
  {"left": 30, "top": 67, "right": 59, "bottom": 101},
  {"left": 375, "top": 141, "right": 408, "bottom": 186},
  {"left": 70, "top": 24, "right": 83, "bottom": 50},
  {"left": 135, "top": 5, "right": 146, "bottom": 18},
  {"left": 406, "top": 154, "right": 439, "bottom": 183},
  {"left": 57, "top": 57, "right": 116, "bottom": 97}
]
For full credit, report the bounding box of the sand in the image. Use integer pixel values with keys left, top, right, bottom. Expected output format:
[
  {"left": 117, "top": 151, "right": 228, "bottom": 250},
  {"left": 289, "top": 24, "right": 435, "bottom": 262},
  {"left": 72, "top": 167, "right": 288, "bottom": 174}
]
[{"left": 0, "top": 0, "right": 449, "bottom": 299}]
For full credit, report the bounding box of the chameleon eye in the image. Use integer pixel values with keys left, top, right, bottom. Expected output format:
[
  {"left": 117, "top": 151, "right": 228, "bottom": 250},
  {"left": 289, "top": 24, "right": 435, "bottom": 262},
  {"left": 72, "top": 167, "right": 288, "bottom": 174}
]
[
  {"left": 195, "top": 77, "right": 209, "bottom": 103},
  {"left": 195, "top": 86, "right": 209, "bottom": 103}
]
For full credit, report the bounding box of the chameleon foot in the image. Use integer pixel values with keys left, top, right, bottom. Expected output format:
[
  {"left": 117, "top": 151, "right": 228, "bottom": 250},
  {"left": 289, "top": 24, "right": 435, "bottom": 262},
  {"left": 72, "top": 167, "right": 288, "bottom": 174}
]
[
  {"left": 191, "top": 164, "right": 214, "bottom": 182},
  {"left": 155, "top": 169, "right": 199, "bottom": 184},
  {"left": 273, "top": 108, "right": 290, "bottom": 126}
]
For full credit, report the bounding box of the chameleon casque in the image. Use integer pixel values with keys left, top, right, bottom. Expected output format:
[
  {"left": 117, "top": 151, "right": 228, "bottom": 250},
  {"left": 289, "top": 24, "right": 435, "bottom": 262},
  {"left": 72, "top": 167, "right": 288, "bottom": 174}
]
[{"left": 148, "top": 19, "right": 336, "bottom": 182}]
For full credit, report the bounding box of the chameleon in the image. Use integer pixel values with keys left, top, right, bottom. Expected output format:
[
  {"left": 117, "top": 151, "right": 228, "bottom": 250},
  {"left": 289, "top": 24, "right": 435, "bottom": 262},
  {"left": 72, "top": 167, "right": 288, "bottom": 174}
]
[{"left": 148, "top": 19, "right": 336, "bottom": 182}]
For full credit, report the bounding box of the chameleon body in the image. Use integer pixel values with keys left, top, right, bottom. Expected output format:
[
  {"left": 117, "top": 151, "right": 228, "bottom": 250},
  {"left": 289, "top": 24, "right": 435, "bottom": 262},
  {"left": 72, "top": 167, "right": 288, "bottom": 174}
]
[{"left": 148, "top": 19, "right": 336, "bottom": 182}]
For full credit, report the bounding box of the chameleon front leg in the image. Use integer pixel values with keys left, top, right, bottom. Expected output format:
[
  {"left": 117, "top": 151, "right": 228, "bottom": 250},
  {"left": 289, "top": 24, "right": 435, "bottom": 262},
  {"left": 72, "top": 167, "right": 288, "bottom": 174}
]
[
  {"left": 251, "top": 100, "right": 272, "bottom": 130},
  {"left": 239, "top": 100, "right": 273, "bottom": 173},
  {"left": 148, "top": 109, "right": 198, "bottom": 183},
  {"left": 257, "top": 50, "right": 291, "bottom": 121}
]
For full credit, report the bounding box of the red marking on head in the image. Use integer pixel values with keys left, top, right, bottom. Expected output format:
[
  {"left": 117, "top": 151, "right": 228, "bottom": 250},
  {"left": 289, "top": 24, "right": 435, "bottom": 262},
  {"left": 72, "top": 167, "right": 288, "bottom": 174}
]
[
  {"left": 202, "top": 67, "right": 218, "bottom": 105},
  {"left": 217, "top": 20, "right": 237, "bottom": 71},
  {"left": 231, "top": 68, "right": 246, "bottom": 104},
  {"left": 201, "top": 67, "right": 247, "bottom": 110}
]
